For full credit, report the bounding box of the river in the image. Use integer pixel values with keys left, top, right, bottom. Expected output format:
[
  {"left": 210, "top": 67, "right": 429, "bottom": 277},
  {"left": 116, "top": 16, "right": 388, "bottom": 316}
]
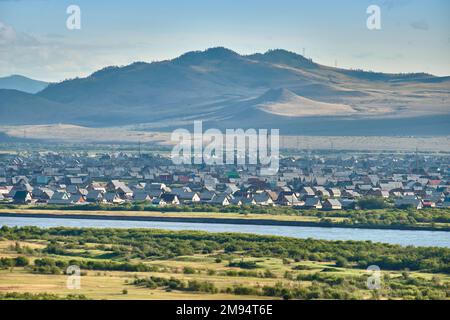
[{"left": 1, "top": 216, "right": 449, "bottom": 248}]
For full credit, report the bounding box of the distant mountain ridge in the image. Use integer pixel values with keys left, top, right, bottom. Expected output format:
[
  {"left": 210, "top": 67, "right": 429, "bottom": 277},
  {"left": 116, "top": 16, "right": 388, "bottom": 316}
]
[
  {"left": 0, "top": 47, "right": 449, "bottom": 135},
  {"left": 0, "top": 75, "right": 48, "bottom": 94}
]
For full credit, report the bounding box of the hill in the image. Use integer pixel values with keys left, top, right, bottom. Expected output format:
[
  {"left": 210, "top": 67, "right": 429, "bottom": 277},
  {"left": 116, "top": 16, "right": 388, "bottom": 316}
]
[
  {"left": 0, "top": 75, "right": 48, "bottom": 94},
  {"left": 0, "top": 48, "right": 449, "bottom": 135}
]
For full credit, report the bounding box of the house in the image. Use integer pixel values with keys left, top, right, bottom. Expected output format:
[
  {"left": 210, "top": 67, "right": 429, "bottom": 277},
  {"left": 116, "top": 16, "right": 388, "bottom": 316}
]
[
  {"left": 342, "top": 190, "right": 361, "bottom": 199},
  {"left": 145, "top": 182, "right": 167, "bottom": 191},
  {"left": 107, "top": 180, "right": 124, "bottom": 191},
  {"left": 300, "top": 187, "right": 315, "bottom": 198},
  {"left": 427, "top": 180, "right": 442, "bottom": 189},
  {"left": 12, "top": 176, "right": 29, "bottom": 185},
  {"left": 253, "top": 192, "right": 274, "bottom": 206},
  {"left": 304, "top": 197, "right": 322, "bottom": 209},
  {"left": 225, "top": 184, "right": 240, "bottom": 195},
  {"left": 240, "top": 197, "right": 257, "bottom": 206},
  {"left": 229, "top": 197, "right": 243, "bottom": 206},
  {"left": 66, "top": 185, "right": 79, "bottom": 195},
  {"left": 171, "top": 187, "right": 192, "bottom": 196},
  {"left": 368, "top": 189, "right": 390, "bottom": 198},
  {"left": 323, "top": 199, "right": 342, "bottom": 210},
  {"left": 48, "top": 192, "right": 72, "bottom": 205},
  {"left": 104, "top": 192, "right": 124, "bottom": 204},
  {"left": 86, "top": 190, "right": 105, "bottom": 203},
  {"left": 133, "top": 191, "right": 153, "bottom": 202},
  {"left": 9, "top": 183, "right": 33, "bottom": 198},
  {"left": 117, "top": 185, "right": 133, "bottom": 199},
  {"left": 0, "top": 186, "right": 11, "bottom": 197},
  {"left": 177, "top": 192, "right": 201, "bottom": 204},
  {"left": 89, "top": 182, "right": 106, "bottom": 193},
  {"left": 395, "top": 195, "right": 423, "bottom": 209},
  {"left": 209, "top": 194, "right": 230, "bottom": 206},
  {"left": 32, "top": 187, "right": 54, "bottom": 201},
  {"left": 160, "top": 194, "right": 180, "bottom": 205},
  {"left": 314, "top": 187, "right": 330, "bottom": 198},
  {"left": 328, "top": 188, "right": 341, "bottom": 198},
  {"left": 199, "top": 191, "right": 216, "bottom": 203},
  {"left": 379, "top": 182, "right": 403, "bottom": 191},
  {"left": 277, "top": 194, "right": 301, "bottom": 206},
  {"left": 107, "top": 180, "right": 133, "bottom": 198},
  {"left": 265, "top": 190, "right": 279, "bottom": 202},
  {"left": 422, "top": 200, "right": 436, "bottom": 208},
  {"left": 69, "top": 177, "right": 84, "bottom": 185},
  {"left": 152, "top": 198, "right": 166, "bottom": 206},
  {"left": 13, "top": 191, "right": 32, "bottom": 204},
  {"left": 69, "top": 194, "right": 86, "bottom": 204}
]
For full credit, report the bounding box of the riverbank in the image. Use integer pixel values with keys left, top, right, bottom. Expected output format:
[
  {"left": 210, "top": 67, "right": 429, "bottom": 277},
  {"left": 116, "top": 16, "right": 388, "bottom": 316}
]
[{"left": 1, "top": 209, "right": 449, "bottom": 232}]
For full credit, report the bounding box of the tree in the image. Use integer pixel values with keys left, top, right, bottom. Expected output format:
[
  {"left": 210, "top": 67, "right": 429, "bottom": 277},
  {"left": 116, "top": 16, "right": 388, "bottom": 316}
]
[
  {"left": 14, "top": 256, "right": 30, "bottom": 267},
  {"left": 357, "top": 197, "right": 388, "bottom": 210},
  {"left": 335, "top": 257, "right": 349, "bottom": 268}
]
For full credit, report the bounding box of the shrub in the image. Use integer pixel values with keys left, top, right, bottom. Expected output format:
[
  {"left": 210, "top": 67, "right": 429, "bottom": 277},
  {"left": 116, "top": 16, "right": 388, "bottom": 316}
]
[{"left": 183, "top": 266, "right": 196, "bottom": 274}]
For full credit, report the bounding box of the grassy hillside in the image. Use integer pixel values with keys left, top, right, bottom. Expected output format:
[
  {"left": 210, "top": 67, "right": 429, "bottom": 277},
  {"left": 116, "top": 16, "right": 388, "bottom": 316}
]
[{"left": 0, "top": 48, "right": 449, "bottom": 135}]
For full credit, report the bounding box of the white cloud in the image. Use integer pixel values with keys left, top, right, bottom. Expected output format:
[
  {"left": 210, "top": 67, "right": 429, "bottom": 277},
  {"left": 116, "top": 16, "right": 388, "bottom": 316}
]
[
  {"left": 0, "top": 21, "right": 155, "bottom": 81},
  {"left": 0, "top": 21, "right": 17, "bottom": 45},
  {"left": 0, "top": 21, "right": 40, "bottom": 46}
]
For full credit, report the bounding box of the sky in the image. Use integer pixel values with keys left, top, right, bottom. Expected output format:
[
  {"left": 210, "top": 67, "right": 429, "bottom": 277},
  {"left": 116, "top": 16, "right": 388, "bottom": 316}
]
[{"left": 0, "top": 0, "right": 449, "bottom": 81}]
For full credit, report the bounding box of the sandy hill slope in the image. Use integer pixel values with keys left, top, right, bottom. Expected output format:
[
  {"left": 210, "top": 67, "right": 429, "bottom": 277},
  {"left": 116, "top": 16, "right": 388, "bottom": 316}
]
[{"left": 256, "top": 88, "right": 357, "bottom": 117}]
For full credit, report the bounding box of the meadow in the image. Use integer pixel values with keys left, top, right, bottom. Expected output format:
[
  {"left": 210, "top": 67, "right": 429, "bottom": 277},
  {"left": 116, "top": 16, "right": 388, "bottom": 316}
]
[{"left": 0, "top": 226, "right": 448, "bottom": 300}]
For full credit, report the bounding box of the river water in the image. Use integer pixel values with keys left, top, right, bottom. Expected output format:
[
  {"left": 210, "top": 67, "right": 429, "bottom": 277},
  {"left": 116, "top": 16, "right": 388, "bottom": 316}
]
[{"left": 1, "top": 216, "right": 449, "bottom": 248}]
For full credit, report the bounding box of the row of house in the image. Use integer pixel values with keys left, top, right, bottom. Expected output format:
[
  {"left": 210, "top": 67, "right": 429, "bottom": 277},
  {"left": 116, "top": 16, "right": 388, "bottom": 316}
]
[{"left": 1, "top": 151, "right": 449, "bottom": 210}]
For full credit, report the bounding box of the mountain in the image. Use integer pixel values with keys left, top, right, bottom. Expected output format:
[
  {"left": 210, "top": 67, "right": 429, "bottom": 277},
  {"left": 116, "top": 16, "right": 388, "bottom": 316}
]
[
  {"left": 0, "top": 75, "right": 48, "bottom": 94},
  {"left": 0, "top": 47, "right": 449, "bottom": 135}
]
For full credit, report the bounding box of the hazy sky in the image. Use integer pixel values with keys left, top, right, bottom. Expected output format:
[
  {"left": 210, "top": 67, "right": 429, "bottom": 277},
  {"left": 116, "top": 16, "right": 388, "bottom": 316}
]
[{"left": 0, "top": 0, "right": 449, "bottom": 81}]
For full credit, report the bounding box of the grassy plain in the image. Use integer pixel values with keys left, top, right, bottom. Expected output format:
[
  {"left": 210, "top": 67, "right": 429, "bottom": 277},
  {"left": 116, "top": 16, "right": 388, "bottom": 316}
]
[{"left": 0, "top": 228, "right": 448, "bottom": 300}]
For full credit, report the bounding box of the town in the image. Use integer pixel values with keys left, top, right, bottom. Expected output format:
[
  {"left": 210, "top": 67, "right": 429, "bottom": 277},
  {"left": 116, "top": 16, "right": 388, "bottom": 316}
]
[{"left": 0, "top": 149, "right": 449, "bottom": 211}]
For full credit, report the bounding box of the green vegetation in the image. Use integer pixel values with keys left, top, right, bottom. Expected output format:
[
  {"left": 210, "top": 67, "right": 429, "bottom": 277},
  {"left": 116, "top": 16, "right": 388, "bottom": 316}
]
[
  {"left": 0, "top": 292, "right": 88, "bottom": 300},
  {"left": 0, "top": 256, "right": 30, "bottom": 269},
  {"left": 0, "top": 226, "right": 448, "bottom": 273},
  {"left": 31, "top": 257, "right": 157, "bottom": 274},
  {"left": 133, "top": 276, "right": 218, "bottom": 293},
  {"left": 0, "top": 226, "right": 448, "bottom": 300},
  {"left": 228, "top": 260, "right": 259, "bottom": 269},
  {"left": 357, "top": 197, "right": 390, "bottom": 210}
]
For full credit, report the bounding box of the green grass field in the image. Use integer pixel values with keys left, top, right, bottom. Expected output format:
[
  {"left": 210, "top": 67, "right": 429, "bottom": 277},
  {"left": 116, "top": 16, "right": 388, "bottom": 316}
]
[{"left": 0, "top": 228, "right": 449, "bottom": 300}]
